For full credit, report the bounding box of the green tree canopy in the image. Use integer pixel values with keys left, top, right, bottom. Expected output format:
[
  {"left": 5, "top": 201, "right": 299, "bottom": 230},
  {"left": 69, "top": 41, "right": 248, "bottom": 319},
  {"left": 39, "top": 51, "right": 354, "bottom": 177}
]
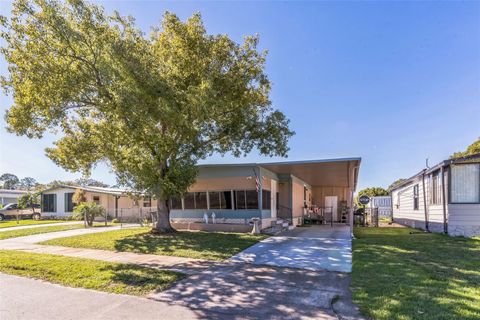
[
  {"left": 18, "top": 192, "right": 40, "bottom": 210},
  {"left": 1, "top": 0, "right": 293, "bottom": 232},
  {"left": 388, "top": 178, "right": 406, "bottom": 192},
  {"left": 451, "top": 138, "right": 480, "bottom": 159},
  {"left": 0, "top": 173, "right": 19, "bottom": 189},
  {"left": 18, "top": 177, "right": 38, "bottom": 190}
]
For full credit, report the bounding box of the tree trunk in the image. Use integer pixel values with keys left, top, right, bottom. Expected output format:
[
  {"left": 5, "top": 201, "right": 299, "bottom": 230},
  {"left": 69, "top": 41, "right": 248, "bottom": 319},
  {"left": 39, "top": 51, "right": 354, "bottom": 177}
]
[{"left": 152, "top": 193, "right": 175, "bottom": 233}]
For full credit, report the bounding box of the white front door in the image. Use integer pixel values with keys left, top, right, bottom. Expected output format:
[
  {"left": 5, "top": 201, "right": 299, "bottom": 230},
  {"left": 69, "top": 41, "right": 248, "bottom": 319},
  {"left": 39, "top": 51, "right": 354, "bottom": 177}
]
[
  {"left": 271, "top": 180, "right": 277, "bottom": 219},
  {"left": 325, "top": 196, "right": 338, "bottom": 222}
]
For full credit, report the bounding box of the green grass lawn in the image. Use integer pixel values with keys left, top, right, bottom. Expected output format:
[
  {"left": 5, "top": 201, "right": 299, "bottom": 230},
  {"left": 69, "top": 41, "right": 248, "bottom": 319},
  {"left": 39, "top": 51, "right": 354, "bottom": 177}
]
[
  {"left": 41, "top": 228, "right": 268, "bottom": 261},
  {"left": 0, "top": 219, "right": 66, "bottom": 228},
  {"left": 352, "top": 227, "right": 480, "bottom": 320},
  {"left": 0, "top": 250, "right": 182, "bottom": 296},
  {"left": 0, "top": 223, "right": 109, "bottom": 240}
]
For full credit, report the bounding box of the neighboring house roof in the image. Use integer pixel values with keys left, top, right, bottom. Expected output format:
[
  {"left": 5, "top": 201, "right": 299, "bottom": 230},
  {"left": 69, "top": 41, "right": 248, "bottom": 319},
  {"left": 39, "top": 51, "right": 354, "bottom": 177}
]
[
  {"left": 390, "top": 152, "right": 480, "bottom": 192},
  {"left": 0, "top": 189, "right": 29, "bottom": 198},
  {"left": 40, "top": 185, "right": 134, "bottom": 196}
]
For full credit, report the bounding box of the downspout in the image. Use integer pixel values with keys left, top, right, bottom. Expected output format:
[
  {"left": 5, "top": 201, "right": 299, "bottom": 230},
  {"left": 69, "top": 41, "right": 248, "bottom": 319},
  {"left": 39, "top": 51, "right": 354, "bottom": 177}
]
[
  {"left": 422, "top": 170, "right": 430, "bottom": 232},
  {"left": 441, "top": 166, "right": 448, "bottom": 234}
]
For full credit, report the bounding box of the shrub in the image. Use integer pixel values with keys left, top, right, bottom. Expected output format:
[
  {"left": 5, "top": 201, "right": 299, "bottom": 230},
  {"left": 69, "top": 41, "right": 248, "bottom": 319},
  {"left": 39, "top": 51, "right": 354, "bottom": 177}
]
[
  {"left": 73, "top": 202, "right": 105, "bottom": 227},
  {"left": 111, "top": 218, "right": 119, "bottom": 224}
]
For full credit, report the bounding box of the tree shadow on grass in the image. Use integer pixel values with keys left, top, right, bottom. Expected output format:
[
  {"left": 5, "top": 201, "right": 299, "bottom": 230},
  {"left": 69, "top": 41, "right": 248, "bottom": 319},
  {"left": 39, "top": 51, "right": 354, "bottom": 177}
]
[
  {"left": 98, "top": 263, "right": 184, "bottom": 295},
  {"left": 352, "top": 228, "right": 480, "bottom": 320}
]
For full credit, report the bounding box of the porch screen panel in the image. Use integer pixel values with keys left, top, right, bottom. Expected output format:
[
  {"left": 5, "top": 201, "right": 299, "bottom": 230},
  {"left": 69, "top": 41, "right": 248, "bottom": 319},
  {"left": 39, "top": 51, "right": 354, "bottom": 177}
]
[
  {"left": 209, "top": 192, "right": 221, "bottom": 209},
  {"left": 183, "top": 193, "right": 195, "bottom": 209},
  {"left": 451, "top": 164, "right": 480, "bottom": 203},
  {"left": 195, "top": 192, "right": 208, "bottom": 209},
  {"left": 245, "top": 190, "right": 259, "bottom": 209},
  {"left": 171, "top": 196, "right": 182, "bottom": 210},
  {"left": 220, "top": 191, "right": 233, "bottom": 209},
  {"left": 262, "top": 190, "right": 271, "bottom": 209},
  {"left": 235, "top": 191, "right": 246, "bottom": 209}
]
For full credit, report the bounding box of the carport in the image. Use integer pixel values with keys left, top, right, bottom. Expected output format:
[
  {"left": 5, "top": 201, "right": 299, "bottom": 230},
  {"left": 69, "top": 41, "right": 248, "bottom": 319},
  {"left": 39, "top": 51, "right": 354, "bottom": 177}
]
[{"left": 261, "top": 157, "right": 361, "bottom": 236}]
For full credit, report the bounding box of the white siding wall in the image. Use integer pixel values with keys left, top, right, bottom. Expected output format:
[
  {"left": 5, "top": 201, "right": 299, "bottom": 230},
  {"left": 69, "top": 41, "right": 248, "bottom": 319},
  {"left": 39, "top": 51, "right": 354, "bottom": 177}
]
[
  {"left": 392, "top": 181, "right": 425, "bottom": 228},
  {"left": 43, "top": 188, "right": 76, "bottom": 216},
  {"left": 448, "top": 204, "right": 480, "bottom": 237}
]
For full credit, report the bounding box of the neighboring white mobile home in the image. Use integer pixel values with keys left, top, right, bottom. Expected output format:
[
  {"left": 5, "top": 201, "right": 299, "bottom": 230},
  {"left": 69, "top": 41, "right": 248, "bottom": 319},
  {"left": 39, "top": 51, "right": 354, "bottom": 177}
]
[
  {"left": 391, "top": 153, "right": 480, "bottom": 237},
  {"left": 40, "top": 185, "right": 155, "bottom": 219}
]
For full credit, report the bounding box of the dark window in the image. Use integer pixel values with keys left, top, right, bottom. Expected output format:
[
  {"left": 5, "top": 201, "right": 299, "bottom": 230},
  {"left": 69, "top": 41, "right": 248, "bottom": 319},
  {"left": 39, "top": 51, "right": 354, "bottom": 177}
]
[
  {"left": 235, "top": 190, "right": 246, "bottom": 209},
  {"left": 93, "top": 196, "right": 100, "bottom": 205},
  {"left": 208, "top": 191, "right": 233, "bottom": 210},
  {"left": 245, "top": 190, "right": 259, "bottom": 209},
  {"left": 262, "top": 190, "right": 271, "bottom": 210},
  {"left": 42, "top": 194, "right": 56, "bottom": 213},
  {"left": 171, "top": 196, "right": 182, "bottom": 210},
  {"left": 195, "top": 192, "right": 207, "bottom": 209},
  {"left": 143, "top": 197, "right": 152, "bottom": 207},
  {"left": 209, "top": 191, "right": 221, "bottom": 209},
  {"left": 65, "top": 192, "right": 74, "bottom": 212},
  {"left": 413, "top": 185, "right": 419, "bottom": 210},
  {"left": 430, "top": 171, "right": 441, "bottom": 205},
  {"left": 184, "top": 193, "right": 195, "bottom": 209},
  {"left": 220, "top": 191, "right": 233, "bottom": 209}
]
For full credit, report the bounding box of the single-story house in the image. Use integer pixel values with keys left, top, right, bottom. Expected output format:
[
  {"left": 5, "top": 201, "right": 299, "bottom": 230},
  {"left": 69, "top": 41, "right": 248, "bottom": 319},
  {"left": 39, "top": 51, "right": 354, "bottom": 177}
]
[
  {"left": 391, "top": 153, "right": 480, "bottom": 237},
  {"left": 40, "top": 185, "right": 154, "bottom": 219},
  {"left": 40, "top": 157, "right": 361, "bottom": 232},
  {"left": 170, "top": 157, "right": 361, "bottom": 231},
  {"left": 0, "top": 189, "right": 29, "bottom": 206}
]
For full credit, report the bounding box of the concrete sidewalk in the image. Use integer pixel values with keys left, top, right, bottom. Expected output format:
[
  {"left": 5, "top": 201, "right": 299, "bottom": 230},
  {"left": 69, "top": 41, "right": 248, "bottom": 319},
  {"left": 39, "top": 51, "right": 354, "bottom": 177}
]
[
  {"left": 0, "top": 226, "right": 213, "bottom": 274},
  {"left": 0, "top": 221, "right": 82, "bottom": 232}
]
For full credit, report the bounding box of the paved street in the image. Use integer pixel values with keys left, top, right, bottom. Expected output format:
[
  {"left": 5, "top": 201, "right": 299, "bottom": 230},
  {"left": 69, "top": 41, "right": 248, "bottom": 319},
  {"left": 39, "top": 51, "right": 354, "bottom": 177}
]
[{"left": 0, "top": 273, "right": 197, "bottom": 320}]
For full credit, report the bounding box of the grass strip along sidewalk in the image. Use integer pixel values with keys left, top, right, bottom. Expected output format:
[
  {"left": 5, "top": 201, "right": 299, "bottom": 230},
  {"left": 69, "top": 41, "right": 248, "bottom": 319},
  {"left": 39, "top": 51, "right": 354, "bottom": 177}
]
[
  {"left": 41, "top": 228, "right": 268, "bottom": 261},
  {"left": 0, "top": 219, "right": 65, "bottom": 229},
  {"left": 0, "top": 223, "right": 115, "bottom": 240},
  {"left": 0, "top": 250, "right": 182, "bottom": 296},
  {"left": 352, "top": 227, "right": 480, "bottom": 320}
]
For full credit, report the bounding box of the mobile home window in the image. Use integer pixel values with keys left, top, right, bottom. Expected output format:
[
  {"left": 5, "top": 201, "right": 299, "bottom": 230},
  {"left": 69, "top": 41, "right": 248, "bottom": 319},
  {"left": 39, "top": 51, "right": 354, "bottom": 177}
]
[
  {"left": 235, "top": 190, "right": 246, "bottom": 209},
  {"left": 143, "top": 197, "right": 152, "bottom": 208},
  {"left": 262, "top": 190, "right": 271, "bottom": 210},
  {"left": 183, "top": 193, "right": 195, "bottom": 209},
  {"left": 170, "top": 196, "right": 182, "bottom": 210},
  {"left": 208, "top": 191, "right": 233, "bottom": 210},
  {"left": 234, "top": 190, "right": 258, "bottom": 209},
  {"left": 245, "top": 190, "right": 259, "bottom": 209},
  {"left": 42, "top": 194, "right": 56, "bottom": 213},
  {"left": 93, "top": 196, "right": 100, "bottom": 205},
  {"left": 413, "top": 185, "right": 419, "bottom": 210},
  {"left": 65, "top": 192, "right": 74, "bottom": 212},
  {"left": 430, "top": 171, "right": 442, "bottom": 205},
  {"left": 195, "top": 192, "right": 207, "bottom": 209},
  {"left": 451, "top": 164, "right": 480, "bottom": 203}
]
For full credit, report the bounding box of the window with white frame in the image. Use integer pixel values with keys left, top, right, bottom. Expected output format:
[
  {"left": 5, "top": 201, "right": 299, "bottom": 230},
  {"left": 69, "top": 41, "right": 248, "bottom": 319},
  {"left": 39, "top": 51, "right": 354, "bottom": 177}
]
[
  {"left": 430, "top": 171, "right": 442, "bottom": 205},
  {"left": 413, "top": 185, "right": 419, "bottom": 210},
  {"left": 451, "top": 164, "right": 480, "bottom": 203}
]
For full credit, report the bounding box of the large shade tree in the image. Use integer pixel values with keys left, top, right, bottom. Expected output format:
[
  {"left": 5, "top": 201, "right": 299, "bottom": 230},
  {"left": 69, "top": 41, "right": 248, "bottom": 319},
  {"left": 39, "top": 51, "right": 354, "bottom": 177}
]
[{"left": 1, "top": 0, "right": 294, "bottom": 232}]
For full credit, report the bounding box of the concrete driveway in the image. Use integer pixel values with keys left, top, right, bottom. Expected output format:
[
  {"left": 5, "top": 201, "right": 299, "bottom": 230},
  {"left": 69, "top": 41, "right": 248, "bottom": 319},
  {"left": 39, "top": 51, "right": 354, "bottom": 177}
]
[{"left": 230, "top": 224, "right": 352, "bottom": 273}]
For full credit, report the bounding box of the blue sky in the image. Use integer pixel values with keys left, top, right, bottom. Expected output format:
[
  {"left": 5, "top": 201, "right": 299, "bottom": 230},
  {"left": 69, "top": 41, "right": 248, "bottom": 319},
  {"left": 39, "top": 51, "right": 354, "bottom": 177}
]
[{"left": 0, "top": 1, "right": 479, "bottom": 190}]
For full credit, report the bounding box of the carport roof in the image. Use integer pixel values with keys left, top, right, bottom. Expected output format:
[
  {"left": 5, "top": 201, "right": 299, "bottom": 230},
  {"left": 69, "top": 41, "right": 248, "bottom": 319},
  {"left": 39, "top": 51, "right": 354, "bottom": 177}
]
[{"left": 199, "top": 157, "right": 361, "bottom": 189}]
